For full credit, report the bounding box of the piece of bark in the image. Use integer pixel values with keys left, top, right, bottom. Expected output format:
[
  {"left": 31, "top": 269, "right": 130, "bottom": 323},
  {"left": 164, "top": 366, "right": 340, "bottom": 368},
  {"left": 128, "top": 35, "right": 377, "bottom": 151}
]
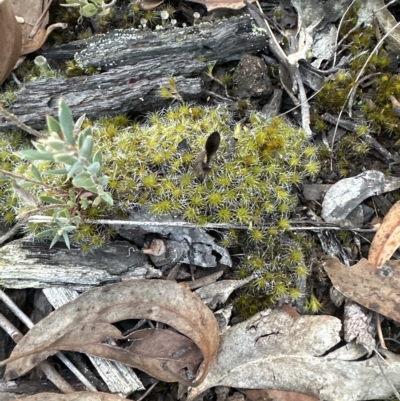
[
  {"left": 0, "top": 71, "right": 202, "bottom": 132},
  {"left": 43, "top": 287, "right": 144, "bottom": 396},
  {"left": 0, "top": 239, "right": 161, "bottom": 290},
  {"left": 43, "top": 16, "right": 268, "bottom": 69}
]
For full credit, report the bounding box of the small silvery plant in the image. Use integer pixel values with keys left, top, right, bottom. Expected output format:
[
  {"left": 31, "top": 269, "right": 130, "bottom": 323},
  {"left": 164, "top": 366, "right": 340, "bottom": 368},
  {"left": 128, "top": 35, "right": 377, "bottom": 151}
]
[{"left": 0, "top": 98, "right": 112, "bottom": 248}]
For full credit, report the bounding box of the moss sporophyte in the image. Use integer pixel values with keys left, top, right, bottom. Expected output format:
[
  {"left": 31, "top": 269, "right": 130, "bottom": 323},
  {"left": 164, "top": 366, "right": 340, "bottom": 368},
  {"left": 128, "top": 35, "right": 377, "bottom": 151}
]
[{"left": 0, "top": 103, "right": 319, "bottom": 314}]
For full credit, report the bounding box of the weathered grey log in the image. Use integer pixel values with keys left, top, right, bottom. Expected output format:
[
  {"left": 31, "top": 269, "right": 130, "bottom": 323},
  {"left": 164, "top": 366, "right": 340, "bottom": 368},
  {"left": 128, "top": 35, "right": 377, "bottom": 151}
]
[
  {"left": 0, "top": 71, "right": 202, "bottom": 132},
  {"left": 0, "top": 16, "right": 268, "bottom": 133},
  {"left": 43, "top": 16, "right": 268, "bottom": 70},
  {"left": 0, "top": 239, "right": 161, "bottom": 290}
]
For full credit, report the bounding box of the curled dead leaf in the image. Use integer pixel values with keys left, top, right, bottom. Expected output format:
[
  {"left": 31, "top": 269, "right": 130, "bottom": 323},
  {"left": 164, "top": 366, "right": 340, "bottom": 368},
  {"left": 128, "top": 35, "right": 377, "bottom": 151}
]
[
  {"left": 368, "top": 200, "right": 400, "bottom": 269},
  {"left": 3, "top": 280, "right": 220, "bottom": 387},
  {"left": 21, "top": 23, "right": 68, "bottom": 55}
]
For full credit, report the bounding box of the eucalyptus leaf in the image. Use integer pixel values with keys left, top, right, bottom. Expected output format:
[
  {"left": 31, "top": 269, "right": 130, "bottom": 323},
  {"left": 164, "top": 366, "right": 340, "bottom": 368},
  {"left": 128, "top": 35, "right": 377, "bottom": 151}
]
[
  {"left": 31, "top": 165, "right": 42, "bottom": 182},
  {"left": 58, "top": 99, "right": 75, "bottom": 146}
]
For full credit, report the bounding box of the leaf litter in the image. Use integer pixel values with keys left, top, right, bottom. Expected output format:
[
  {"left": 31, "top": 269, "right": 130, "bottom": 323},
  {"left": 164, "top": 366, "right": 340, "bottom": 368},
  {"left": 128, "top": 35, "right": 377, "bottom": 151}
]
[
  {"left": 188, "top": 309, "right": 400, "bottom": 401},
  {"left": 1, "top": 279, "right": 220, "bottom": 387},
  {"left": 324, "top": 200, "right": 400, "bottom": 323}
]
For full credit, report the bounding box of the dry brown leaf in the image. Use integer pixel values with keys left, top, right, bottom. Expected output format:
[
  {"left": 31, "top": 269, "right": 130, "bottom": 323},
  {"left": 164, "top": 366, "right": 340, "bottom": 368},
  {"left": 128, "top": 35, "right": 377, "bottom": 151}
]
[
  {"left": 323, "top": 257, "right": 400, "bottom": 322},
  {"left": 21, "top": 23, "right": 67, "bottom": 55},
  {"left": 3, "top": 280, "right": 220, "bottom": 387},
  {"left": 10, "top": 0, "right": 66, "bottom": 57},
  {"left": 0, "top": 0, "right": 22, "bottom": 85},
  {"left": 368, "top": 200, "right": 400, "bottom": 269},
  {"left": 188, "top": 0, "right": 254, "bottom": 11},
  {"left": 130, "top": 0, "right": 164, "bottom": 10},
  {"left": 17, "top": 392, "right": 128, "bottom": 400}
]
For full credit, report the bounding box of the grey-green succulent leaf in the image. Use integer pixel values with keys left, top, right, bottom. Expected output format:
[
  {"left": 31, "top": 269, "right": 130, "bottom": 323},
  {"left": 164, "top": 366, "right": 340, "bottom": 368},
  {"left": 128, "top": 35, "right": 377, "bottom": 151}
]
[
  {"left": 101, "top": 192, "right": 113, "bottom": 205},
  {"left": 79, "top": 135, "right": 94, "bottom": 160},
  {"left": 46, "top": 115, "right": 62, "bottom": 137},
  {"left": 78, "top": 126, "right": 92, "bottom": 149},
  {"left": 87, "top": 161, "right": 100, "bottom": 175},
  {"left": 82, "top": 3, "right": 97, "bottom": 17},
  {"left": 58, "top": 99, "right": 75, "bottom": 146},
  {"left": 30, "top": 165, "right": 42, "bottom": 182},
  {"left": 18, "top": 149, "right": 54, "bottom": 161},
  {"left": 39, "top": 196, "right": 66, "bottom": 204},
  {"left": 42, "top": 168, "right": 69, "bottom": 175},
  {"left": 67, "top": 161, "right": 85, "bottom": 178},
  {"left": 54, "top": 152, "right": 79, "bottom": 166},
  {"left": 72, "top": 171, "right": 97, "bottom": 192}
]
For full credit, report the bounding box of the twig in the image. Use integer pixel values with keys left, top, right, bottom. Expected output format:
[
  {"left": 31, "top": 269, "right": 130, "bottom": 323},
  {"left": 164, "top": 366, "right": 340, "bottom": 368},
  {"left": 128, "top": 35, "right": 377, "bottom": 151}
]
[
  {"left": 0, "top": 219, "right": 27, "bottom": 245},
  {"left": 0, "top": 107, "right": 45, "bottom": 137},
  {"left": 28, "top": 0, "right": 54, "bottom": 40},
  {"left": 0, "top": 289, "right": 97, "bottom": 392},
  {"left": 294, "top": 68, "right": 313, "bottom": 137},
  {"left": 0, "top": 312, "right": 75, "bottom": 394},
  {"left": 376, "top": 312, "right": 387, "bottom": 349},
  {"left": 374, "top": 350, "right": 400, "bottom": 400},
  {"left": 26, "top": 215, "right": 378, "bottom": 232},
  {"left": 347, "top": 72, "right": 381, "bottom": 116},
  {"left": 136, "top": 380, "right": 159, "bottom": 401},
  {"left": 332, "top": 0, "right": 357, "bottom": 67},
  {"left": 321, "top": 113, "right": 400, "bottom": 162},
  {"left": 0, "top": 169, "right": 69, "bottom": 195}
]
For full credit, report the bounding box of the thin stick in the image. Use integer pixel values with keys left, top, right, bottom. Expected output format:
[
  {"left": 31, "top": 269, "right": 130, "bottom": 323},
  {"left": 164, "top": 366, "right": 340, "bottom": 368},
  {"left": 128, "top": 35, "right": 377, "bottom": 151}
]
[
  {"left": 0, "top": 289, "right": 97, "bottom": 392},
  {"left": 136, "top": 380, "right": 159, "bottom": 401},
  {"left": 376, "top": 312, "right": 387, "bottom": 349},
  {"left": 28, "top": 0, "right": 54, "bottom": 40},
  {"left": 0, "top": 107, "right": 45, "bottom": 137},
  {"left": 0, "top": 219, "right": 27, "bottom": 245},
  {"left": 0, "top": 169, "right": 69, "bottom": 194},
  {"left": 0, "top": 312, "right": 75, "bottom": 394},
  {"left": 25, "top": 215, "right": 378, "bottom": 232}
]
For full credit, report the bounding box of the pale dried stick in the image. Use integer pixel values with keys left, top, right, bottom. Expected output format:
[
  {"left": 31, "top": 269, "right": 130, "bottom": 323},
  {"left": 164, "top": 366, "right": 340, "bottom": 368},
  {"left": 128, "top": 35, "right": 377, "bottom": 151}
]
[
  {"left": 0, "top": 312, "right": 75, "bottom": 394},
  {"left": 0, "top": 107, "right": 44, "bottom": 137},
  {"left": 0, "top": 289, "right": 97, "bottom": 391}
]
